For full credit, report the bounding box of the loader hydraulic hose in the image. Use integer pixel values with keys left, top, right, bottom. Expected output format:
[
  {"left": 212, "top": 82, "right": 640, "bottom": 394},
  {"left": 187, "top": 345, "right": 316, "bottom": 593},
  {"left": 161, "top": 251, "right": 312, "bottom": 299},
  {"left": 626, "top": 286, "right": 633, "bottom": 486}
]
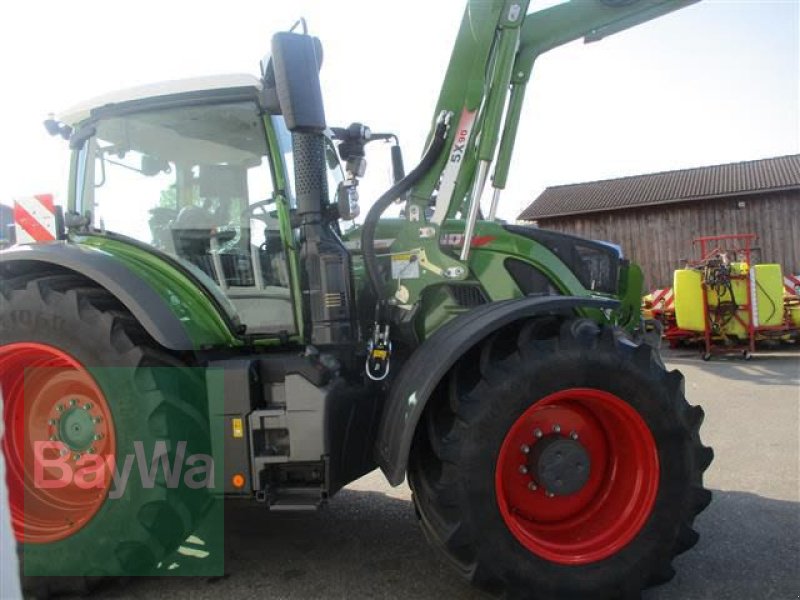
[{"left": 361, "top": 117, "right": 450, "bottom": 299}]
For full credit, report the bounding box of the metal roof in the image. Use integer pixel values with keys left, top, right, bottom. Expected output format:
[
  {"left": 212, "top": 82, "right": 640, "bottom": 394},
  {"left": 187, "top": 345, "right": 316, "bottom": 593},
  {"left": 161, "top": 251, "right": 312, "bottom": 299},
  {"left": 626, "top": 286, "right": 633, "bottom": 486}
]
[
  {"left": 518, "top": 154, "right": 800, "bottom": 221},
  {"left": 58, "top": 74, "right": 262, "bottom": 126}
]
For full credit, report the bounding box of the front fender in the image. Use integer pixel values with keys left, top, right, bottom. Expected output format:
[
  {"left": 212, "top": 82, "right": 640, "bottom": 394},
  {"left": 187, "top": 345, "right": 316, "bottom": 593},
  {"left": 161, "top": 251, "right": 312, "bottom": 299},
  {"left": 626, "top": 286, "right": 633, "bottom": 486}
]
[{"left": 375, "top": 295, "right": 619, "bottom": 486}]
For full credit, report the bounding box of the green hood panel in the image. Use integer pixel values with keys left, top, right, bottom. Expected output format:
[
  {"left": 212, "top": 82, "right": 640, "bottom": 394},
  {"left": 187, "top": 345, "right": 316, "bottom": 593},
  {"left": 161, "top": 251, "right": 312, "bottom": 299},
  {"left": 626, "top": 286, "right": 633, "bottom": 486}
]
[
  {"left": 346, "top": 219, "right": 593, "bottom": 298},
  {"left": 346, "top": 219, "right": 635, "bottom": 338}
]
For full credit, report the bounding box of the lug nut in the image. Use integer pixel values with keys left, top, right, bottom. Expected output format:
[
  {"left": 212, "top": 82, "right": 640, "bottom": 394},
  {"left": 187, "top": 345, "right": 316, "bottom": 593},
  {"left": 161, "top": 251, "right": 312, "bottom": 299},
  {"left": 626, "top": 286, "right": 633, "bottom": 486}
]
[
  {"left": 49, "top": 435, "right": 58, "bottom": 442},
  {"left": 93, "top": 434, "right": 103, "bottom": 441},
  {"left": 69, "top": 399, "right": 77, "bottom": 407},
  {"left": 528, "top": 482, "right": 538, "bottom": 491},
  {"left": 48, "top": 419, "right": 57, "bottom": 426},
  {"left": 92, "top": 417, "right": 102, "bottom": 424},
  {"left": 520, "top": 444, "right": 530, "bottom": 454},
  {"left": 570, "top": 431, "right": 579, "bottom": 440},
  {"left": 518, "top": 465, "right": 528, "bottom": 474},
  {"left": 545, "top": 491, "right": 555, "bottom": 498},
  {"left": 87, "top": 447, "right": 95, "bottom": 454},
  {"left": 59, "top": 448, "right": 68, "bottom": 457},
  {"left": 56, "top": 404, "right": 64, "bottom": 412},
  {"left": 72, "top": 453, "right": 81, "bottom": 461},
  {"left": 533, "top": 428, "right": 543, "bottom": 439},
  {"left": 83, "top": 403, "right": 93, "bottom": 410},
  {"left": 552, "top": 424, "right": 561, "bottom": 434}
]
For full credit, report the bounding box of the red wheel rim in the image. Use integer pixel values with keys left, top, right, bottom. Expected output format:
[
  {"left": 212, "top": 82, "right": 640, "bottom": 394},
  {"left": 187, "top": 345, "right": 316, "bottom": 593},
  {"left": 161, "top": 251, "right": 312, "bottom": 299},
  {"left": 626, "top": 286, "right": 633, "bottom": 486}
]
[
  {"left": 495, "top": 388, "right": 659, "bottom": 565},
  {"left": 0, "top": 342, "right": 116, "bottom": 543}
]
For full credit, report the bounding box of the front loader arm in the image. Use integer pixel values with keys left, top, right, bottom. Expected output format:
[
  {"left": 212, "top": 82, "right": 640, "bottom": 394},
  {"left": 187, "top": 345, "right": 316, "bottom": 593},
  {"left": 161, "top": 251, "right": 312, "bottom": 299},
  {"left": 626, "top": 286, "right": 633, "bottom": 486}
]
[
  {"left": 417, "top": 0, "right": 698, "bottom": 223},
  {"left": 366, "top": 0, "right": 698, "bottom": 310}
]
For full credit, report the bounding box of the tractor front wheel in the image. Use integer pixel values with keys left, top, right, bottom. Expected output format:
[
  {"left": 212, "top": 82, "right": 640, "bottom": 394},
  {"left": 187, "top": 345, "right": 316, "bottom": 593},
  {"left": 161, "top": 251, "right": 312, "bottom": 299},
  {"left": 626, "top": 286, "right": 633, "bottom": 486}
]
[{"left": 409, "top": 317, "right": 712, "bottom": 599}]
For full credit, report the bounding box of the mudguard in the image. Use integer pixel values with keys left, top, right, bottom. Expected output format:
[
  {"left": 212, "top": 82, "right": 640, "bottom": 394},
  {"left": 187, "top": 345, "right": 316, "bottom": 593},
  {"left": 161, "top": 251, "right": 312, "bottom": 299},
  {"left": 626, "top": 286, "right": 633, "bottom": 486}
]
[
  {"left": 376, "top": 295, "right": 619, "bottom": 485},
  {"left": 0, "top": 243, "right": 194, "bottom": 350}
]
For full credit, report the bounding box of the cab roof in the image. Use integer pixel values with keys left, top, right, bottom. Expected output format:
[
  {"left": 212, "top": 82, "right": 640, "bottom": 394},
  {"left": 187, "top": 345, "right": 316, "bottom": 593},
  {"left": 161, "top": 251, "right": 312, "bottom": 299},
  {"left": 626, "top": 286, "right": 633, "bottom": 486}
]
[{"left": 58, "top": 74, "right": 263, "bottom": 126}]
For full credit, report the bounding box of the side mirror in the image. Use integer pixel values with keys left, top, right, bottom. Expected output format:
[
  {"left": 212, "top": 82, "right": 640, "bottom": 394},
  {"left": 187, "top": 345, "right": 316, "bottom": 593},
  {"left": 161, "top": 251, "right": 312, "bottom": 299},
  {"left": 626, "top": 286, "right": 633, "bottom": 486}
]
[
  {"left": 390, "top": 145, "right": 405, "bottom": 184},
  {"left": 336, "top": 180, "right": 360, "bottom": 221},
  {"left": 269, "top": 32, "right": 326, "bottom": 132}
]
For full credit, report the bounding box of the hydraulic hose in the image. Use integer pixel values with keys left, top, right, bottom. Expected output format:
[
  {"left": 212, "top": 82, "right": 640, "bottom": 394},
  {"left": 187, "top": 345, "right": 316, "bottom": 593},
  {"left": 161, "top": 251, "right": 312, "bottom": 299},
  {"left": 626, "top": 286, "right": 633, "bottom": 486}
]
[{"left": 361, "top": 117, "right": 450, "bottom": 299}]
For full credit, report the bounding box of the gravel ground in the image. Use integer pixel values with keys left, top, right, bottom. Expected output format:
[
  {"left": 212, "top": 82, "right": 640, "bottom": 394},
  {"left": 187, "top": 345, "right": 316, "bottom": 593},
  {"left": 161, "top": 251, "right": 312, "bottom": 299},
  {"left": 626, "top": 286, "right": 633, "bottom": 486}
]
[{"left": 84, "top": 346, "right": 800, "bottom": 599}]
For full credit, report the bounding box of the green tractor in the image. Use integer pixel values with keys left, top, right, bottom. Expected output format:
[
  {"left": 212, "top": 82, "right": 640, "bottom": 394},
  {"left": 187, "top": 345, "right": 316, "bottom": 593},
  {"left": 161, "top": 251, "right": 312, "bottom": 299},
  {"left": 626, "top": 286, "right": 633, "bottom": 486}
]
[{"left": 0, "top": 1, "right": 712, "bottom": 597}]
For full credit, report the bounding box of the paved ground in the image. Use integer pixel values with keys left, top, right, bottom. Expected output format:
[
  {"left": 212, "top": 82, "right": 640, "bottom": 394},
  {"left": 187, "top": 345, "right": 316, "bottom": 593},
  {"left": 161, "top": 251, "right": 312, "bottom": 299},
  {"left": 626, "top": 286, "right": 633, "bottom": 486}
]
[{"left": 95, "top": 346, "right": 799, "bottom": 599}]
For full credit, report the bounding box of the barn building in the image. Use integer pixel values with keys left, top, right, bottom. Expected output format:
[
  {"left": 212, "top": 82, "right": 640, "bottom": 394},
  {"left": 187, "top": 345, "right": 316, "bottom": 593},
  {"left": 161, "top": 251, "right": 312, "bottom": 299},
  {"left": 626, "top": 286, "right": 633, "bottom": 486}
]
[{"left": 518, "top": 154, "right": 800, "bottom": 290}]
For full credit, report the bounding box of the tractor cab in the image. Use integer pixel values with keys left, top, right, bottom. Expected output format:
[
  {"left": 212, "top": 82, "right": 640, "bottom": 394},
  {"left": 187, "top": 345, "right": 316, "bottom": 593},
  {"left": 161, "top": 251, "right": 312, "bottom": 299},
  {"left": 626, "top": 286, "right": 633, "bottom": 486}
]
[{"left": 57, "top": 74, "right": 344, "bottom": 336}]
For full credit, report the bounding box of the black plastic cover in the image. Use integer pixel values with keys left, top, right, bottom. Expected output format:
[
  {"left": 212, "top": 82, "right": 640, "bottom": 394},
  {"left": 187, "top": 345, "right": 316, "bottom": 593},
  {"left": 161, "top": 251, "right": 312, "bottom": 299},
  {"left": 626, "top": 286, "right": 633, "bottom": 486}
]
[{"left": 505, "top": 258, "right": 562, "bottom": 296}]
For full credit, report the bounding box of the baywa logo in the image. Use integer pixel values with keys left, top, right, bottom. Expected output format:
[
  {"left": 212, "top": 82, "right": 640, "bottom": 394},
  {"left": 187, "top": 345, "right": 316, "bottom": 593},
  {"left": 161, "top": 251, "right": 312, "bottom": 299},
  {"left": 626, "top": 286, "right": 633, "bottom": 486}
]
[{"left": 33, "top": 440, "right": 215, "bottom": 498}]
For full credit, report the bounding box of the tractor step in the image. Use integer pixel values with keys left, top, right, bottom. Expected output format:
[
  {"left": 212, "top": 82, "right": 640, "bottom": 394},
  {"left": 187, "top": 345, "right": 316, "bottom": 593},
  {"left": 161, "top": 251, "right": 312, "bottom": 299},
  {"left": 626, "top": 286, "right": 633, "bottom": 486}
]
[{"left": 267, "top": 487, "right": 326, "bottom": 512}]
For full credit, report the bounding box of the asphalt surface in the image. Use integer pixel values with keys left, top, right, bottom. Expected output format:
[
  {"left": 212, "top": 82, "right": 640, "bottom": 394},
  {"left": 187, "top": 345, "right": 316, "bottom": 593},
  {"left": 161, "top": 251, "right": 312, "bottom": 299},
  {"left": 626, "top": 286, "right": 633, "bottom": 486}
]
[{"left": 86, "top": 346, "right": 799, "bottom": 599}]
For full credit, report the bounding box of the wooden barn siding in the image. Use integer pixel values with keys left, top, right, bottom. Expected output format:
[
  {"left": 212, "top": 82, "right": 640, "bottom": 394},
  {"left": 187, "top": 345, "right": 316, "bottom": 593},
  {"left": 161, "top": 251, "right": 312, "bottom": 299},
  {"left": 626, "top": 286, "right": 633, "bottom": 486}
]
[{"left": 535, "top": 190, "right": 799, "bottom": 290}]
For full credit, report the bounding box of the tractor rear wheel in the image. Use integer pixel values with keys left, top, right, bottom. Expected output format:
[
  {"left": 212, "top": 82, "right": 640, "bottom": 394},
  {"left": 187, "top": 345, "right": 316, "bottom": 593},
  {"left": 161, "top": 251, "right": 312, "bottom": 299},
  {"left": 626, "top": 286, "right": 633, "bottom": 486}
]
[
  {"left": 0, "top": 272, "right": 212, "bottom": 595},
  {"left": 408, "top": 317, "right": 712, "bottom": 599}
]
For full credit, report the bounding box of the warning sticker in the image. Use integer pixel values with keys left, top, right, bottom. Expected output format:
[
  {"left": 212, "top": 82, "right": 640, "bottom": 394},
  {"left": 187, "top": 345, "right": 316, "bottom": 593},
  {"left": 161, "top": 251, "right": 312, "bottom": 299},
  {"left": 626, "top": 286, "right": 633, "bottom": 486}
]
[
  {"left": 391, "top": 253, "right": 420, "bottom": 279},
  {"left": 14, "top": 194, "right": 57, "bottom": 243}
]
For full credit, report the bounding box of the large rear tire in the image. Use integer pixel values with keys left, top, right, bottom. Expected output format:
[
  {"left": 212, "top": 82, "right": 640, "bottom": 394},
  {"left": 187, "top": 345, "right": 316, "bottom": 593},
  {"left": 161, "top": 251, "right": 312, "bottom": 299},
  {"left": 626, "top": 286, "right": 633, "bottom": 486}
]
[
  {"left": 0, "top": 272, "right": 212, "bottom": 595},
  {"left": 408, "top": 317, "right": 712, "bottom": 599}
]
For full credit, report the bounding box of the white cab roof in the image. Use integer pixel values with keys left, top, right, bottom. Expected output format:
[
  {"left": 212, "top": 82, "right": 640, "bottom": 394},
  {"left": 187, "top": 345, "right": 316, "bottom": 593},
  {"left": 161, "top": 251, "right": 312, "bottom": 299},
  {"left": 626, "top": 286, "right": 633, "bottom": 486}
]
[{"left": 58, "top": 74, "right": 262, "bottom": 126}]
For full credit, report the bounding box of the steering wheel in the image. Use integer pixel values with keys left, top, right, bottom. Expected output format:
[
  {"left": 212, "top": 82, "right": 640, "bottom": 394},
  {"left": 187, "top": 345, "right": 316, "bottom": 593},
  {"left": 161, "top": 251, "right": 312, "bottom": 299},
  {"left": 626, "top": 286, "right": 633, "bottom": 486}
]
[{"left": 240, "top": 198, "right": 280, "bottom": 229}]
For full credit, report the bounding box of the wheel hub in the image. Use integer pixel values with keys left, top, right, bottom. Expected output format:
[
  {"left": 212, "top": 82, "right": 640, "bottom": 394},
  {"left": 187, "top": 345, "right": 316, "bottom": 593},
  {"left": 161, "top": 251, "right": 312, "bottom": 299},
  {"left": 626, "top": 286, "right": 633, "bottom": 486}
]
[
  {"left": 56, "top": 403, "right": 100, "bottom": 452},
  {"left": 528, "top": 435, "right": 591, "bottom": 496}
]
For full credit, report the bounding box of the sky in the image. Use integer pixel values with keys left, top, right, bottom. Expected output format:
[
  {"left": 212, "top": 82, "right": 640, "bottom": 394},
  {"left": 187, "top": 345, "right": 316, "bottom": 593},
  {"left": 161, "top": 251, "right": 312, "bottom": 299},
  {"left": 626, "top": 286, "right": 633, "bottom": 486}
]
[{"left": 0, "top": 0, "right": 797, "bottom": 222}]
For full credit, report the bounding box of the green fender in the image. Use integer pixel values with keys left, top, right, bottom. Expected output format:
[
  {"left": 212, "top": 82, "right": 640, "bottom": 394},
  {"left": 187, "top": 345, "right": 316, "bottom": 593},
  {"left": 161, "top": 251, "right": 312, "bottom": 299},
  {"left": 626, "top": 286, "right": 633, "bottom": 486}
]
[{"left": 0, "top": 237, "right": 241, "bottom": 351}]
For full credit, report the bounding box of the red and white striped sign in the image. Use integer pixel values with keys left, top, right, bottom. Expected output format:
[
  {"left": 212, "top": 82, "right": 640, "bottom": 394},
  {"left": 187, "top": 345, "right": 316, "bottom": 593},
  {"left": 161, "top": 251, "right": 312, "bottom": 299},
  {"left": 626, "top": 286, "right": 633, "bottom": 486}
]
[
  {"left": 648, "top": 287, "right": 675, "bottom": 309},
  {"left": 13, "top": 195, "right": 56, "bottom": 244},
  {"left": 785, "top": 274, "right": 800, "bottom": 296}
]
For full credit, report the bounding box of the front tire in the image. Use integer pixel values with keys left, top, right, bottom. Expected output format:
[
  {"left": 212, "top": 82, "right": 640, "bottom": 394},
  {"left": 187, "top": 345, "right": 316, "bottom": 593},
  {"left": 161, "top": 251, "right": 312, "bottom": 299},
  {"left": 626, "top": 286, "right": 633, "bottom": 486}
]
[{"left": 409, "top": 317, "right": 712, "bottom": 599}]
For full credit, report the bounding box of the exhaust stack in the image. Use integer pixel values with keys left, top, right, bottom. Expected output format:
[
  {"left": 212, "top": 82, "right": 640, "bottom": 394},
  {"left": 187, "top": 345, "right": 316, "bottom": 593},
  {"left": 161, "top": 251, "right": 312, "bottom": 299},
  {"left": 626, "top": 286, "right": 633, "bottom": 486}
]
[{"left": 267, "top": 32, "right": 356, "bottom": 346}]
